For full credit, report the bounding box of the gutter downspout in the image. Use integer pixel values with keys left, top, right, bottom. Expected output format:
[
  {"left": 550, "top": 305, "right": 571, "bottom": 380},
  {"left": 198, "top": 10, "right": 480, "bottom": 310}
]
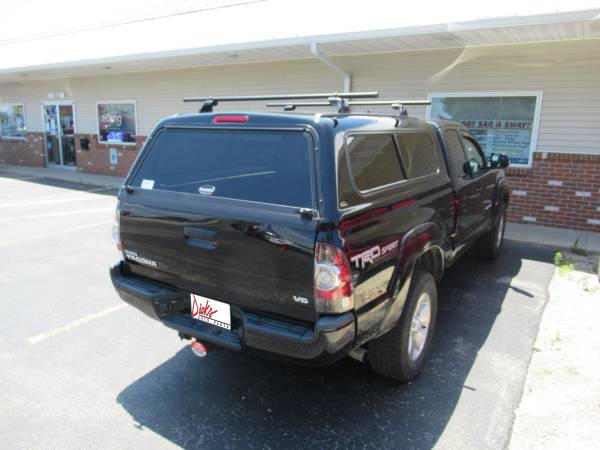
[{"left": 310, "top": 42, "right": 351, "bottom": 92}]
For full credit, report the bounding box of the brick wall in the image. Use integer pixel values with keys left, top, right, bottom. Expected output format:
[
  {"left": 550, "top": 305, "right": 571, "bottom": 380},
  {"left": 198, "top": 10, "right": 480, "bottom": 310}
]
[
  {"left": 2, "top": 134, "right": 599, "bottom": 233},
  {"left": 507, "top": 153, "right": 600, "bottom": 232},
  {"left": 0, "top": 132, "right": 45, "bottom": 166},
  {"left": 75, "top": 134, "right": 146, "bottom": 177}
]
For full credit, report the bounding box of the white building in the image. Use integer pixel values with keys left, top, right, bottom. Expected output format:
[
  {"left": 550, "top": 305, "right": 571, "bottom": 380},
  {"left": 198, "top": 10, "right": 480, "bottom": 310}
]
[{"left": 1, "top": 1, "right": 599, "bottom": 230}]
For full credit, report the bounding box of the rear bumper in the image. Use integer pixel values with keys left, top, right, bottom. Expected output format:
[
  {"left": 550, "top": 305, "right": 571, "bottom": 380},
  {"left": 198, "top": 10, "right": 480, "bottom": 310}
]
[{"left": 110, "top": 262, "right": 355, "bottom": 365}]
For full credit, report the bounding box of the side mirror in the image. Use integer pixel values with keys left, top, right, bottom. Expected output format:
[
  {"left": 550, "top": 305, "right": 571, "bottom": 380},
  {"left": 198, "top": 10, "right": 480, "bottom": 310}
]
[
  {"left": 469, "top": 158, "right": 481, "bottom": 175},
  {"left": 490, "top": 153, "right": 510, "bottom": 169},
  {"left": 462, "top": 161, "right": 472, "bottom": 177}
]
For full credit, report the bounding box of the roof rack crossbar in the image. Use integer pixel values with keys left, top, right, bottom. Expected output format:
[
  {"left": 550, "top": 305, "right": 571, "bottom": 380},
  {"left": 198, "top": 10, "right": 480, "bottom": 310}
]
[
  {"left": 266, "top": 100, "right": 431, "bottom": 107},
  {"left": 266, "top": 99, "right": 431, "bottom": 114},
  {"left": 265, "top": 95, "right": 357, "bottom": 113},
  {"left": 348, "top": 100, "right": 431, "bottom": 106},
  {"left": 183, "top": 92, "right": 378, "bottom": 103}
]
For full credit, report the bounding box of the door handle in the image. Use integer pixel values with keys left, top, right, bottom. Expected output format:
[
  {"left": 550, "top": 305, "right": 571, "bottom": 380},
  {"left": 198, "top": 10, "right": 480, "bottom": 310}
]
[
  {"left": 184, "top": 226, "right": 216, "bottom": 240},
  {"left": 183, "top": 226, "right": 217, "bottom": 250}
]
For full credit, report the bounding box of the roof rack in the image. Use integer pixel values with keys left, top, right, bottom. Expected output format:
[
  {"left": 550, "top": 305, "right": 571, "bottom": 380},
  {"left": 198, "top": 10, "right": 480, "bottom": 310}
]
[
  {"left": 266, "top": 99, "right": 431, "bottom": 116},
  {"left": 183, "top": 92, "right": 379, "bottom": 113}
]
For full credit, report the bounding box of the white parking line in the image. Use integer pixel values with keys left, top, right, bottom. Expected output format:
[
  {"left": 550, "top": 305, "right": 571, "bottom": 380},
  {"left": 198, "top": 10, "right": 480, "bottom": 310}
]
[
  {"left": 0, "top": 221, "right": 112, "bottom": 247},
  {"left": 24, "top": 207, "right": 115, "bottom": 219},
  {"left": 27, "top": 304, "right": 127, "bottom": 345},
  {"left": 0, "top": 188, "right": 114, "bottom": 208}
]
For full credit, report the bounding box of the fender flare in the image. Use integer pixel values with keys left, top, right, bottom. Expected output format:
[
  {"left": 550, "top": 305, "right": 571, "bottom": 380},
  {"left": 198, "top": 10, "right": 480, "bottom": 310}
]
[
  {"left": 376, "top": 222, "right": 445, "bottom": 336},
  {"left": 492, "top": 174, "right": 510, "bottom": 215}
]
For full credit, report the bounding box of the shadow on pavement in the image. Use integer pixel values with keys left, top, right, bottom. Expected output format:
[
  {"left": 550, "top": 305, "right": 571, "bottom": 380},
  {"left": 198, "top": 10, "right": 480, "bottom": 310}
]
[
  {"left": 0, "top": 172, "right": 118, "bottom": 196},
  {"left": 117, "top": 242, "right": 554, "bottom": 449}
]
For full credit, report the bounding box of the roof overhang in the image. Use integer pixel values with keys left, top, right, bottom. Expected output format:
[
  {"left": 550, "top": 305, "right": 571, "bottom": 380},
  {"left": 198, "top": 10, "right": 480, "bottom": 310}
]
[{"left": 1, "top": 6, "right": 599, "bottom": 83}]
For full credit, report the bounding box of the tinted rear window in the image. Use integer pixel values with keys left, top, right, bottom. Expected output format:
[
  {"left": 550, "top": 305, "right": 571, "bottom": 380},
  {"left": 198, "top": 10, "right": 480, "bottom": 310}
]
[
  {"left": 347, "top": 134, "right": 404, "bottom": 192},
  {"left": 132, "top": 129, "right": 313, "bottom": 207}
]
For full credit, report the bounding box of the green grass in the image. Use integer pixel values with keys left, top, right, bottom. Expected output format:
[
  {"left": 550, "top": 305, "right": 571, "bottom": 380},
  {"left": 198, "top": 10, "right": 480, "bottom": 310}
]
[{"left": 554, "top": 251, "right": 574, "bottom": 275}]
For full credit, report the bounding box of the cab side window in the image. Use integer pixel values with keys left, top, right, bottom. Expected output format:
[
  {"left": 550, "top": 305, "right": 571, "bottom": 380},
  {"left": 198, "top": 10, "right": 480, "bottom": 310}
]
[
  {"left": 338, "top": 133, "right": 406, "bottom": 208},
  {"left": 461, "top": 135, "right": 485, "bottom": 176},
  {"left": 347, "top": 134, "right": 405, "bottom": 192},
  {"left": 395, "top": 132, "right": 439, "bottom": 179},
  {"left": 442, "top": 130, "right": 467, "bottom": 179}
]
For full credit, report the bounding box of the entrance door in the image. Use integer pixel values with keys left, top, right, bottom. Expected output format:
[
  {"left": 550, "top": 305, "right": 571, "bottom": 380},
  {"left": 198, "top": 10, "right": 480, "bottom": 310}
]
[{"left": 43, "top": 102, "right": 76, "bottom": 167}]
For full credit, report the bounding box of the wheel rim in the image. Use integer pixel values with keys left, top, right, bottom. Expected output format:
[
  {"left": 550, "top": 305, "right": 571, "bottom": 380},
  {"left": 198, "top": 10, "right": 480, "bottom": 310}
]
[
  {"left": 408, "top": 292, "right": 431, "bottom": 362},
  {"left": 496, "top": 214, "right": 505, "bottom": 249}
]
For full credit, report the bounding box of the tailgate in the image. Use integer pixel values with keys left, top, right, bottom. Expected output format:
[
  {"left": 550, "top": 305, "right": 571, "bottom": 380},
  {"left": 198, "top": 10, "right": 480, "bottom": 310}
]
[{"left": 119, "top": 127, "right": 319, "bottom": 322}]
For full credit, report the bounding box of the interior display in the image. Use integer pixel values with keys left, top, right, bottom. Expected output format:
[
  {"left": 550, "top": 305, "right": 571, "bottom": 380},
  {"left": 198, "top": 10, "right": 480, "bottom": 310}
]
[
  {"left": 0, "top": 103, "right": 25, "bottom": 138},
  {"left": 97, "top": 102, "right": 136, "bottom": 144}
]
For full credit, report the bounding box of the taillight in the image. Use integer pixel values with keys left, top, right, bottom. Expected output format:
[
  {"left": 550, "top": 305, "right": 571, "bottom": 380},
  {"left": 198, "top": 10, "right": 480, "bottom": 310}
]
[
  {"left": 212, "top": 115, "right": 249, "bottom": 123},
  {"left": 112, "top": 205, "right": 122, "bottom": 252},
  {"left": 314, "top": 242, "right": 354, "bottom": 314}
]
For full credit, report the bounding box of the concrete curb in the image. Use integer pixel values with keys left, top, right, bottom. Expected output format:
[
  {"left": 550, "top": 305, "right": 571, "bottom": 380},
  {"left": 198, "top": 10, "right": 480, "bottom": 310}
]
[{"left": 505, "top": 223, "right": 600, "bottom": 254}]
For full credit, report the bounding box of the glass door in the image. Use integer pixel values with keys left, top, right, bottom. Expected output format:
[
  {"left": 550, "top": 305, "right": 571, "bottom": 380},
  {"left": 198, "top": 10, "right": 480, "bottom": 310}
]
[
  {"left": 43, "top": 105, "right": 61, "bottom": 165},
  {"left": 59, "top": 105, "right": 76, "bottom": 166},
  {"left": 43, "top": 102, "right": 76, "bottom": 167}
]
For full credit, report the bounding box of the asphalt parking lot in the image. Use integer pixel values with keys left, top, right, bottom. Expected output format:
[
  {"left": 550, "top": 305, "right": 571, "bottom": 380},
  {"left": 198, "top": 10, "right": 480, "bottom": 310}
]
[{"left": 0, "top": 170, "right": 556, "bottom": 450}]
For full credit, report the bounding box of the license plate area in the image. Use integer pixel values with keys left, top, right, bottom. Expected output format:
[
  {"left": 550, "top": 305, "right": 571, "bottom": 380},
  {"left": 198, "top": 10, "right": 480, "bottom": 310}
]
[{"left": 190, "top": 293, "right": 231, "bottom": 330}]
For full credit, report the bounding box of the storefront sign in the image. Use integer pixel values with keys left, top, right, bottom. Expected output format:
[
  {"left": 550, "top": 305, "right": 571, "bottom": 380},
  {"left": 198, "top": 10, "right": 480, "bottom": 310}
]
[
  {"left": 428, "top": 94, "right": 541, "bottom": 166},
  {"left": 458, "top": 119, "right": 533, "bottom": 165}
]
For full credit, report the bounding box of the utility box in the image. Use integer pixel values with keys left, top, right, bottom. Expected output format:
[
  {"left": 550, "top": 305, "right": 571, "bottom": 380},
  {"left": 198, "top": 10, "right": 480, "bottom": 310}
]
[{"left": 109, "top": 148, "right": 118, "bottom": 165}]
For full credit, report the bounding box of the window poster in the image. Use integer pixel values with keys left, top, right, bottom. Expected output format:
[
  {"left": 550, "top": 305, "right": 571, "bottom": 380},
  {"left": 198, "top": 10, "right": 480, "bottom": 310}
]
[
  {"left": 97, "top": 103, "right": 136, "bottom": 144},
  {"left": 429, "top": 95, "right": 539, "bottom": 165}
]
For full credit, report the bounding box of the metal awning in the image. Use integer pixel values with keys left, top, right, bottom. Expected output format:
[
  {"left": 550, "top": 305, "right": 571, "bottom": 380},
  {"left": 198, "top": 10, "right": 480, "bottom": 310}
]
[{"left": 0, "top": 1, "right": 599, "bottom": 82}]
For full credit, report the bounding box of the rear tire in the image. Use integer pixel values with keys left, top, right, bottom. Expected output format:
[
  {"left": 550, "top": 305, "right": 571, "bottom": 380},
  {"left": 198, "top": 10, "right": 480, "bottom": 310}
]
[
  {"left": 368, "top": 270, "right": 438, "bottom": 382},
  {"left": 478, "top": 204, "right": 507, "bottom": 260}
]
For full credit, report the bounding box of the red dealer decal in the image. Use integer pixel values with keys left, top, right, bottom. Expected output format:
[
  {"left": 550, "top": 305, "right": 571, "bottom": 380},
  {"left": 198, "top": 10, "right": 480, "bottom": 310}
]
[{"left": 191, "top": 295, "right": 219, "bottom": 320}]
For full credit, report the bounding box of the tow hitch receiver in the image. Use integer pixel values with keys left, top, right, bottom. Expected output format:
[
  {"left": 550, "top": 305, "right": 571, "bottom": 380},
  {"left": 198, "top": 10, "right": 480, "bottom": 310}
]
[{"left": 190, "top": 340, "right": 208, "bottom": 358}]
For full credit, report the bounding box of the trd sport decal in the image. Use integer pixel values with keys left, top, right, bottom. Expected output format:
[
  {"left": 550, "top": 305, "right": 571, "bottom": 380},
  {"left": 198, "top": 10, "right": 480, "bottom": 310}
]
[{"left": 350, "top": 240, "right": 399, "bottom": 269}]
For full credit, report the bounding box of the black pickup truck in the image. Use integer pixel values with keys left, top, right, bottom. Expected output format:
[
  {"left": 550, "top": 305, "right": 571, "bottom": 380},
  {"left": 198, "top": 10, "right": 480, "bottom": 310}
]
[{"left": 111, "top": 95, "right": 509, "bottom": 381}]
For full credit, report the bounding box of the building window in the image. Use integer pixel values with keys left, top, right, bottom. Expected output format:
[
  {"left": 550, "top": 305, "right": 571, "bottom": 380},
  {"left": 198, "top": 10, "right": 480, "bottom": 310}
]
[
  {"left": 97, "top": 102, "right": 136, "bottom": 144},
  {"left": 427, "top": 92, "right": 542, "bottom": 167},
  {"left": 0, "top": 103, "right": 26, "bottom": 139}
]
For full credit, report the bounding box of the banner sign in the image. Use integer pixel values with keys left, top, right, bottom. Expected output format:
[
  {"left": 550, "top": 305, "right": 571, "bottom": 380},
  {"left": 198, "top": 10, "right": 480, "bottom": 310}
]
[
  {"left": 459, "top": 119, "right": 533, "bottom": 165},
  {"left": 429, "top": 96, "right": 539, "bottom": 166}
]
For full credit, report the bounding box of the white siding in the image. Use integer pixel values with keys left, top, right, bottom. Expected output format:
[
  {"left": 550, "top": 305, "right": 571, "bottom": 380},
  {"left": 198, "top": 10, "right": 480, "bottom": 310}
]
[{"left": 0, "top": 38, "right": 599, "bottom": 154}]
